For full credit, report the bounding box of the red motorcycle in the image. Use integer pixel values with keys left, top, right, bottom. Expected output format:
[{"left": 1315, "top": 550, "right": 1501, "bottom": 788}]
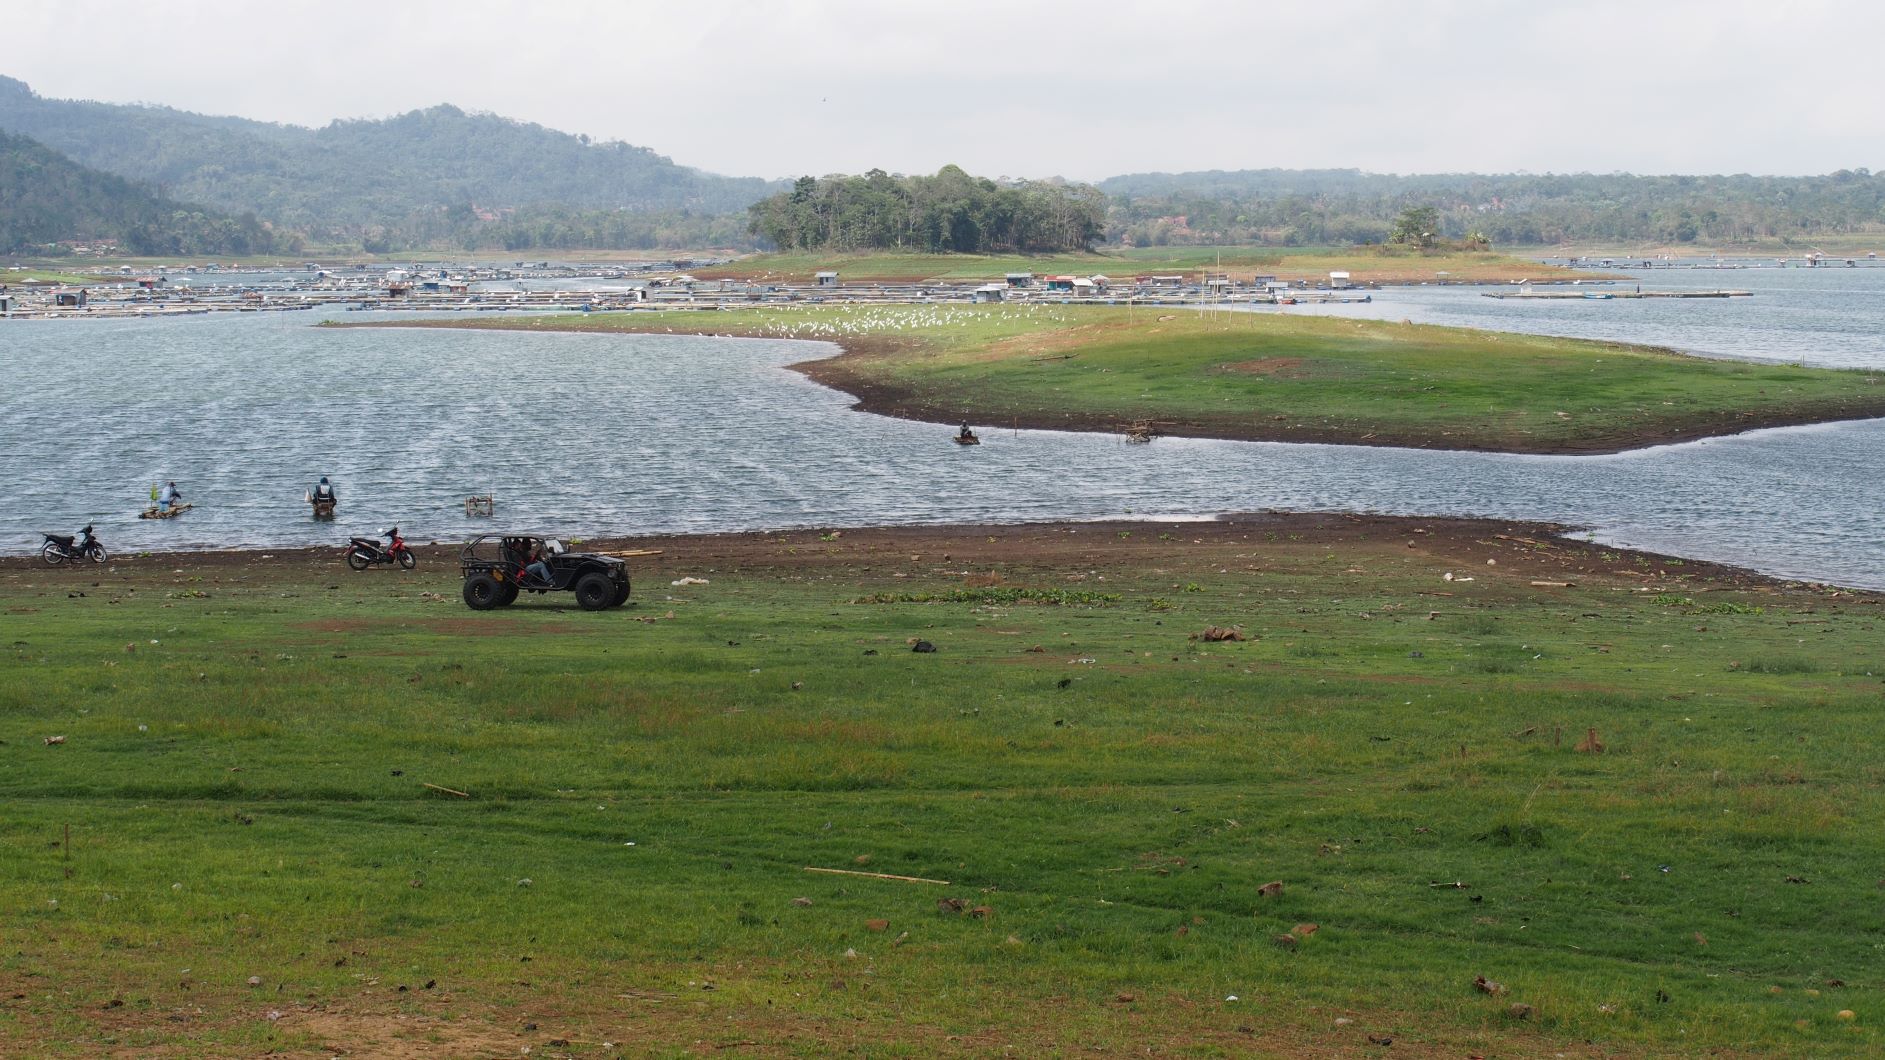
[{"left": 344, "top": 526, "right": 416, "bottom": 571}]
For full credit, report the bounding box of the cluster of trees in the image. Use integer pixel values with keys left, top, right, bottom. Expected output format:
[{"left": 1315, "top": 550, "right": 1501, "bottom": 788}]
[
  {"left": 747, "top": 166, "right": 1107, "bottom": 253},
  {"left": 1103, "top": 169, "right": 1885, "bottom": 246},
  {"left": 0, "top": 130, "right": 283, "bottom": 255}
]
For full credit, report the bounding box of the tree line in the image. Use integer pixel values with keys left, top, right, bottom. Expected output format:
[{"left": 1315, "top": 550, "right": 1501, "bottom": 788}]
[{"left": 746, "top": 166, "right": 1107, "bottom": 253}]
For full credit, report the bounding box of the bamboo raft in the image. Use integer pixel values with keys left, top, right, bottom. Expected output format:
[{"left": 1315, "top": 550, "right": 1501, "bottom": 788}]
[
  {"left": 1123, "top": 420, "right": 1163, "bottom": 444},
  {"left": 138, "top": 504, "right": 193, "bottom": 520}
]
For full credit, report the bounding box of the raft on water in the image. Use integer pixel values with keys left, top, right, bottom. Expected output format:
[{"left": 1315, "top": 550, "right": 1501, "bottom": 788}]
[{"left": 139, "top": 504, "right": 194, "bottom": 520}]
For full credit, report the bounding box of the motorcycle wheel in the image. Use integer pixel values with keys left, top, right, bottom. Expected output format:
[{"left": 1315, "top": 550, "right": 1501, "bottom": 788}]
[
  {"left": 397, "top": 549, "right": 417, "bottom": 570},
  {"left": 86, "top": 544, "right": 109, "bottom": 564},
  {"left": 345, "top": 547, "right": 372, "bottom": 572},
  {"left": 41, "top": 543, "right": 67, "bottom": 566}
]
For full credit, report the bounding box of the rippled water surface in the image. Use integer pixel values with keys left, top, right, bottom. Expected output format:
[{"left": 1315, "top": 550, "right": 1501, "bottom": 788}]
[{"left": 4, "top": 266, "right": 1883, "bottom": 588}]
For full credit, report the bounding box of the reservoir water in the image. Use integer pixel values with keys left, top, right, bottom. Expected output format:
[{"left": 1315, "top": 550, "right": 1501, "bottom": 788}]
[{"left": 4, "top": 265, "right": 1882, "bottom": 588}]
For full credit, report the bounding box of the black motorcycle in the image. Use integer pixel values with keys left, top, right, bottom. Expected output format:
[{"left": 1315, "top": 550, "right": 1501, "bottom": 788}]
[
  {"left": 344, "top": 526, "right": 416, "bottom": 571},
  {"left": 42, "top": 525, "right": 107, "bottom": 566}
]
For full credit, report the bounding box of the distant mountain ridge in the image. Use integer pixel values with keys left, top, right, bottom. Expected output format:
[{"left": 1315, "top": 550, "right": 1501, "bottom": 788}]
[
  {"left": 0, "top": 129, "right": 278, "bottom": 254},
  {"left": 0, "top": 76, "right": 782, "bottom": 245},
  {"left": 1098, "top": 167, "right": 1885, "bottom": 247}
]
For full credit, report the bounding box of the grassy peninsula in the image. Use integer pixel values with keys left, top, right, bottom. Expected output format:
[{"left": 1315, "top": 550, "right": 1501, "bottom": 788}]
[
  {"left": 3, "top": 518, "right": 1881, "bottom": 1056},
  {"left": 361, "top": 305, "right": 1885, "bottom": 454}
]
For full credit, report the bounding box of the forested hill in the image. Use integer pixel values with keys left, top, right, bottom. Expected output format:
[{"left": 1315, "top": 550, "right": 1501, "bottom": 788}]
[
  {"left": 0, "top": 130, "right": 279, "bottom": 255},
  {"left": 1099, "top": 168, "right": 1885, "bottom": 246},
  {"left": 0, "top": 76, "right": 781, "bottom": 247}
]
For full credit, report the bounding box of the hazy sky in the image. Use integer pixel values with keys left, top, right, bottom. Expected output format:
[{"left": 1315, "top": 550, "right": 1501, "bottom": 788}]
[{"left": 7, "top": 0, "right": 1880, "bottom": 180}]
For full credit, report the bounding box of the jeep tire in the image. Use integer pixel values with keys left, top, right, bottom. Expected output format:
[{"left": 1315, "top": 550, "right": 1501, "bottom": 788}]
[
  {"left": 463, "top": 573, "right": 503, "bottom": 610},
  {"left": 574, "top": 572, "right": 616, "bottom": 611}
]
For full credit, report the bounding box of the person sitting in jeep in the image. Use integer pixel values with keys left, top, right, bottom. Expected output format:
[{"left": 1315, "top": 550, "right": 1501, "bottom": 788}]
[{"left": 524, "top": 544, "right": 554, "bottom": 587}]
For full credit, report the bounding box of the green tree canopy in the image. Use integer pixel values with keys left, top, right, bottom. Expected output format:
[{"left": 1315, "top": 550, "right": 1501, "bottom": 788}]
[{"left": 747, "top": 167, "right": 1106, "bottom": 254}]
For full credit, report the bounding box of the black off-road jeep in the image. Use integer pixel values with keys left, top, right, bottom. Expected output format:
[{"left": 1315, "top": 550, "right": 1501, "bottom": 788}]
[{"left": 460, "top": 533, "right": 631, "bottom": 611}]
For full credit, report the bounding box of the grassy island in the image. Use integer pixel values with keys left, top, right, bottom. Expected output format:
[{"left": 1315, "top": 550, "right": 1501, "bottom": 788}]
[
  {"left": 359, "top": 305, "right": 1885, "bottom": 454},
  {"left": 2, "top": 518, "right": 1881, "bottom": 1055}
]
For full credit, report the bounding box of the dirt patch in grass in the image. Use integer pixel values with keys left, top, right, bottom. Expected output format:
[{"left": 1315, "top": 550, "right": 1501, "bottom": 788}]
[
  {"left": 1219, "top": 356, "right": 1310, "bottom": 378},
  {"left": 286, "top": 1006, "right": 530, "bottom": 1058}
]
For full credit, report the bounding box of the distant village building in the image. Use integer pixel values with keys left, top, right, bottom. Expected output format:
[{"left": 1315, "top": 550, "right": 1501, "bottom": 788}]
[
  {"left": 53, "top": 288, "right": 87, "bottom": 307},
  {"left": 1004, "top": 272, "right": 1033, "bottom": 288},
  {"left": 972, "top": 283, "right": 1006, "bottom": 303},
  {"left": 1328, "top": 271, "right": 1352, "bottom": 289},
  {"left": 1045, "top": 276, "right": 1076, "bottom": 293},
  {"left": 815, "top": 271, "right": 840, "bottom": 286},
  {"left": 1204, "top": 278, "right": 1235, "bottom": 296},
  {"left": 1146, "top": 275, "right": 1185, "bottom": 288}
]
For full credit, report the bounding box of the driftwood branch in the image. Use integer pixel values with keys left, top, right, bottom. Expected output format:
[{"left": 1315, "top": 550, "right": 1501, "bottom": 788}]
[{"left": 804, "top": 866, "right": 950, "bottom": 885}]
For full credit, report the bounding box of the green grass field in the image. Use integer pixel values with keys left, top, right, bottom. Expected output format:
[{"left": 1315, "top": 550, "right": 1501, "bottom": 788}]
[
  {"left": 2, "top": 521, "right": 1881, "bottom": 1056},
  {"left": 4, "top": 269, "right": 100, "bottom": 285},
  {"left": 696, "top": 245, "right": 1580, "bottom": 285},
  {"left": 362, "top": 305, "right": 1885, "bottom": 454}
]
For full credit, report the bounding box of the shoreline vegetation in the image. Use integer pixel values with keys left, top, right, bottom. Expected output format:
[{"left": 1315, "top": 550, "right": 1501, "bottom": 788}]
[
  {"left": 339, "top": 305, "right": 1885, "bottom": 455},
  {"left": 4, "top": 515, "right": 1880, "bottom": 1055}
]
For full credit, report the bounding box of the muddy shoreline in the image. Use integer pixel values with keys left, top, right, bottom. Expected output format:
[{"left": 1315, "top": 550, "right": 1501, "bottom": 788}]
[{"left": 1, "top": 513, "right": 1844, "bottom": 595}]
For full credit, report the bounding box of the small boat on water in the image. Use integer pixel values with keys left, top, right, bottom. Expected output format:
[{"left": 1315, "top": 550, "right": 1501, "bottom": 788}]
[
  {"left": 310, "top": 496, "right": 337, "bottom": 519},
  {"left": 139, "top": 504, "right": 193, "bottom": 520},
  {"left": 953, "top": 432, "right": 981, "bottom": 446}
]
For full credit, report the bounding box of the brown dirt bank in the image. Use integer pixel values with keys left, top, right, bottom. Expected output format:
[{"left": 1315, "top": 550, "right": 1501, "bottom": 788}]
[
  {"left": 1, "top": 515, "right": 1851, "bottom": 598},
  {"left": 333, "top": 320, "right": 1885, "bottom": 455}
]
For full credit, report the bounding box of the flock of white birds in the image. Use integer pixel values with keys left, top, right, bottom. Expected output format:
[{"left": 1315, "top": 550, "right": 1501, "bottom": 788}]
[{"left": 655, "top": 303, "right": 1080, "bottom": 341}]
